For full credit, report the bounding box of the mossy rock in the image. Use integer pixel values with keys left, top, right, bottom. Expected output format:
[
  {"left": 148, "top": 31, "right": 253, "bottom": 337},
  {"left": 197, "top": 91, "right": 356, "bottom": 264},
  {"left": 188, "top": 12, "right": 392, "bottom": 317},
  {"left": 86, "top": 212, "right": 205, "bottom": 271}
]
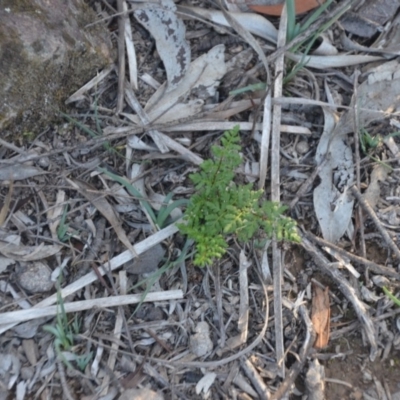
[{"left": 0, "top": 0, "right": 114, "bottom": 136}]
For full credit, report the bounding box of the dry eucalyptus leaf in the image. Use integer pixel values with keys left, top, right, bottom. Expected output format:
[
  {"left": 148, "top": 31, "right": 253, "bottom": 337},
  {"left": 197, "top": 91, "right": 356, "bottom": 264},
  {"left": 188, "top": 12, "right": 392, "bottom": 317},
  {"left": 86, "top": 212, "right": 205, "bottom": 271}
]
[
  {"left": 144, "top": 44, "right": 226, "bottom": 123},
  {"left": 313, "top": 108, "right": 354, "bottom": 243},
  {"left": 0, "top": 165, "right": 46, "bottom": 181},
  {"left": 340, "top": 0, "right": 400, "bottom": 38},
  {"left": 335, "top": 60, "right": 400, "bottom": 135},
  {"left": 134, "top": 0, "right": 190, "bottom": 93},
  {"left": 0, "top": 241, "right": 61, "bottom": 261},
  {"left": 311, "top": 285, "right": 330, "bottom": 349},
  {"left": 196, "top": 373, "right": 217, "bottom": 396},
  {"left": 363, "top": 165, "right": 388, "bottom": 209},
  {"left": 67, "top": 179, "right": 138, "bottom": 257}
]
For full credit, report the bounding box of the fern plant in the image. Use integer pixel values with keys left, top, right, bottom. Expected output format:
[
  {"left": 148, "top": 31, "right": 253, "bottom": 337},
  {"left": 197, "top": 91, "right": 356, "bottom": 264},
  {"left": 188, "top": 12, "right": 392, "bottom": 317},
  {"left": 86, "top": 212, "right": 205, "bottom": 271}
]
[{"left": 178, "top": 126, "right": 300, "bottom": 267}]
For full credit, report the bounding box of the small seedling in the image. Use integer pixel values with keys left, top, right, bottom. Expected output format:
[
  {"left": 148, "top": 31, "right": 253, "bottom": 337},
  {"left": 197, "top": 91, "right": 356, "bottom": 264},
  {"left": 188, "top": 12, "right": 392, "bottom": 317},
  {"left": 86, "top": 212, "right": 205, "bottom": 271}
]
[
  {"left": 57, "top": 205, "right": 78, "bottom": 242},
  {"left": 43, "top": 288, "right": 92, "bottom": 371},
  {"left": 178, "top": 126, "right": 299, "bottom": 267},
  {"left": 98, "top": 167, "right": 188, "bottom": 229}
]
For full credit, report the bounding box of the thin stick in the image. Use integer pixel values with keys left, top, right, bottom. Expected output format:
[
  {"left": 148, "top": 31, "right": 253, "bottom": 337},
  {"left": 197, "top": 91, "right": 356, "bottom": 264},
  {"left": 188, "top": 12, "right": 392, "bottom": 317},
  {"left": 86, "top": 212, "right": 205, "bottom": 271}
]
[
  {"left": 271, "top": 5, "right": 287, "bottom": 378},
  {"left": 0, "top": 290, "right": 183, "bottom": 325},
  {"left": 305, "top": 230, "right": 400, "bottom": 279},
  {"left": 0, "top": 223, "right": 179, "bottom": 334},
  {"left": 270, "top": 305, "right": 316, "bottom": 400},
  {"left": 350, "top": 185, "right": 400, "bottom": 261},
  {"left": 116, "top": 0, "right": 126, "bottom": 113},
  {"left": 352, "top": 69, "right": 366, "bottom": 258},
  {"left": 301, "top": 234, "right": 378, "bottom": 361}
]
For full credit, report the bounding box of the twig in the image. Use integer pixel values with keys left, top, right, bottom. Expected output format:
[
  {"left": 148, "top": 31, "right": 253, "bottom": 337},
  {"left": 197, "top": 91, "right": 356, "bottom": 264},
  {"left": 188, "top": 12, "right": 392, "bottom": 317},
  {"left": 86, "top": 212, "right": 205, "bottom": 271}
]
[
  {"left": 241, "top": 357, "right": 270, "bottom": 400},
  {"left": 350, "top": 185, "right": 400, "bottom": 261},
  {"left": 352, "top": 69, "right": 366, "bottom": 257},
  {"left": 301, "top": 234, "right": 378, "bottom": 361},
  {"left": 0, "top": 290, "right": 183, "bottom": 325},
  {"left": 270, "top": 305, "right": 316, "bottom": 400},
  {"left": 57, "top": 359, "right": 76, "bottom": 400},
  {"left": 100, "top": 271, "right": 127, "bottom": 396},
  {"left": 289, "top": 155, "right": 328, "bottom": 209},
  {"left": 271, "top": 7, "right": 287, "bottom": 378},
  {"left": 116, "top": 0, "right": 126, "bottom": 113},
  {"left": 0, "top": 221, "right": 179, "bottom": 334},
  {"left": 304, "top": 230, "right": 400, "bottom": 279}
]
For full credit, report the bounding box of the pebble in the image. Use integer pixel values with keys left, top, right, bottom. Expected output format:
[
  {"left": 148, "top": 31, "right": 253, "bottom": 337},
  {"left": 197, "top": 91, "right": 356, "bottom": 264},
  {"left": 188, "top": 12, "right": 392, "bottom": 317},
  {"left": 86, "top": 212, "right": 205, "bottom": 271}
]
[
  {"left": 190, "top": 321, "right": 213, "bottom": 357},
  {"left": 17, "top": 262, "right": 54, "bottom": 293},
  {"left": 295, "top": 141, "right": 310, "bottom": 154}
]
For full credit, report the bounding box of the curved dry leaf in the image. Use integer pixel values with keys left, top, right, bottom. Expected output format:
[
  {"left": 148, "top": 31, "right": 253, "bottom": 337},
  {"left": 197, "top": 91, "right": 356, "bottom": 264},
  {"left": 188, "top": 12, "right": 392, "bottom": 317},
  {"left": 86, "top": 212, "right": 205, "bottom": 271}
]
[
  {"left": 145, "top": 45, "right": 226, "bottom": 122},
  {"left": 134, "top": 0, "right": 190, "bottom": 92},
  {"left": 287, "top": 53, "right": 382, "bottom": 69},
  {"left": 335, "top": 60, "right": 400, "bottom": 135},
  {"left": 363, "top": 165, "right": 388, "bottom": 209},
  {"left": 178, "top": 6, "right": 278, "bottom": 44},
  {"left": 0, "top": 241, "right": 61, "bottom": 261},
  {"left": 313, "top": 108, "right": 354, "bottom": 243}
]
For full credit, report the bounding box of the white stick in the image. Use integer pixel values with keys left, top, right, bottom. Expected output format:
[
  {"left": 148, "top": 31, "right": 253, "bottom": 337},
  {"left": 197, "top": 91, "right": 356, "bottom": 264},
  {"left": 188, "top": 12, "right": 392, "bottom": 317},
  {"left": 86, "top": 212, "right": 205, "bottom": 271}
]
[{"left": 0, "top": 290, "right": 183, "bottom": 325}]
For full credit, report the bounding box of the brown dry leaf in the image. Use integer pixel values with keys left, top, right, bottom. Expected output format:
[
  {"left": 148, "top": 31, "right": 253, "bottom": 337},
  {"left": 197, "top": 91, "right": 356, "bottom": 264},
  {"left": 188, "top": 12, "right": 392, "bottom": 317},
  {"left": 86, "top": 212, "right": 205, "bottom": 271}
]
[
  {"left": 67, "top": 179, "right": 138, "bottom": 257},
  {"left": 311, "top": 285, "right": 330, "bottom": 349}
]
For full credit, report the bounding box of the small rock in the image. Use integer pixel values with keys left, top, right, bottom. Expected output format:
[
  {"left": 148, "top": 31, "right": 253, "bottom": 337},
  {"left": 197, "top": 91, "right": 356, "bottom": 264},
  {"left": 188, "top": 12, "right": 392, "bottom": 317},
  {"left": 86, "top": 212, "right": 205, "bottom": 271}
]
[
  {"left": 118, "top": 388, "right": 164, "bottom": 400},
  {"left": 17, "top": 262, "right": 53, "bottom": 293},
  {"left": 190, "top": 321, "right": 213, "bottom": 357},
  {"left": 295, "top": 141, "right": 310, "bottom": 155},
  {"left": 125, "top": 244, "right": 166, "bottom": 274}
]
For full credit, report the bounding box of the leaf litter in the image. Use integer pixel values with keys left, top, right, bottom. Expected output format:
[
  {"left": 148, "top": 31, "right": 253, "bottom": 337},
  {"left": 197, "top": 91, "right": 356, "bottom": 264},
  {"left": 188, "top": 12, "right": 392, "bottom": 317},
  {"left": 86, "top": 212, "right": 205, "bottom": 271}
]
[{"left": 2, "top": 0, "right": 400, "bottom": 399}]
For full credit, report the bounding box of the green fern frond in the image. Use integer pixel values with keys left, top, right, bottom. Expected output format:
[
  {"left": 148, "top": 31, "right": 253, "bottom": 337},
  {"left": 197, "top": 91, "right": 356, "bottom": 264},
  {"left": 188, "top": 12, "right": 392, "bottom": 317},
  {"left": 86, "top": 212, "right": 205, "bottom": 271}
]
[{"left": 178, "top": 125, "right": 300, "bottom": 266}]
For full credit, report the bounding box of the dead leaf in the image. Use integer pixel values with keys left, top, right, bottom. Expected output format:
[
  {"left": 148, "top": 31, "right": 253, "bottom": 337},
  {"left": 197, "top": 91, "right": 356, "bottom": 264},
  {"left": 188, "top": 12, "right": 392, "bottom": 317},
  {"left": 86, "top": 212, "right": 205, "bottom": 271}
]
[
  {"left": 134, "top": 0, "right": 190, "bottom": 93},
  {"left": 363, "top": 165, "right": 389, "bottom": 209},
  {"left": 313, "top": 107, "right": 354, "bottom": 243},
  {"left": 66, "top": 179, "right": 138, "bottom": 257},
  {"left": 0, "top": 241, "right": 61, "bottom": 261},
  {"left": 312, "top": 285, "right": 330, "bottom": 349}
]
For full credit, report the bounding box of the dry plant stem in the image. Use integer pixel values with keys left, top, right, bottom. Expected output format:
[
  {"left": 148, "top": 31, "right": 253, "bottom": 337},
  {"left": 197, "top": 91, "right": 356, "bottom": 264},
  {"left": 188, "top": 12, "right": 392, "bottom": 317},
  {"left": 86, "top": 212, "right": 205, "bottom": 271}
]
[
  {"left": 213, "top": 264, "right": 226, "bottom": 348},
  {"left": 0, "top": 223, "right": 179, "bottom": 334},
  {"left": 57, "top": 359, "right": 76, "bottom": 400},
  {"left": 352, "top": 70, "right": 366, "bottom": 258},
  {"left": 0, "top": 290, "right": 183, "bottom": 325},
  {"left": 238, "top": 251, "right": 250, "bottom": 344},
  {"left": 100, "top": 271, "right": 127, "bottom": 396},
  {"left": 301, "top": 235, "right": 378, "bottom": 361},
  {"left": 271, "top": 6, "right": 287, "bottom": 378},
  {"left": 270, "top": 305, "right": 316, "bottom": 400},
  {"left": 116, "top": 0, "right": 126, "bottom": 114},
  {"left": 289, "top": 156, "right": 328, "bottom": 209},
  {"left": 305, "top": 231, "right": 400, "bottom": 279},
  {"left": 82, "top": 268, "right": 270, "bottom": 369},
  {"left": 241, "top": 357, "right": 270, "bottom": 400},
  {"left": 350, "top": 185, "right": 400, "bottom": 261}
]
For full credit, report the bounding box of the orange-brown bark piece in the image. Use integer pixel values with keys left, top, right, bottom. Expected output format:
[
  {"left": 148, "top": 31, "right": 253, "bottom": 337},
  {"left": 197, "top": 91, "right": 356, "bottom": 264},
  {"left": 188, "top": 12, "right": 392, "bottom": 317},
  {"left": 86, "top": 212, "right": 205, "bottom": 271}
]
[
  {"left": 249, "top": 0, "right": 326, "bottom": 16},
  {"left": 311, "top": 285, "right": 330, "bottom": 349}
]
